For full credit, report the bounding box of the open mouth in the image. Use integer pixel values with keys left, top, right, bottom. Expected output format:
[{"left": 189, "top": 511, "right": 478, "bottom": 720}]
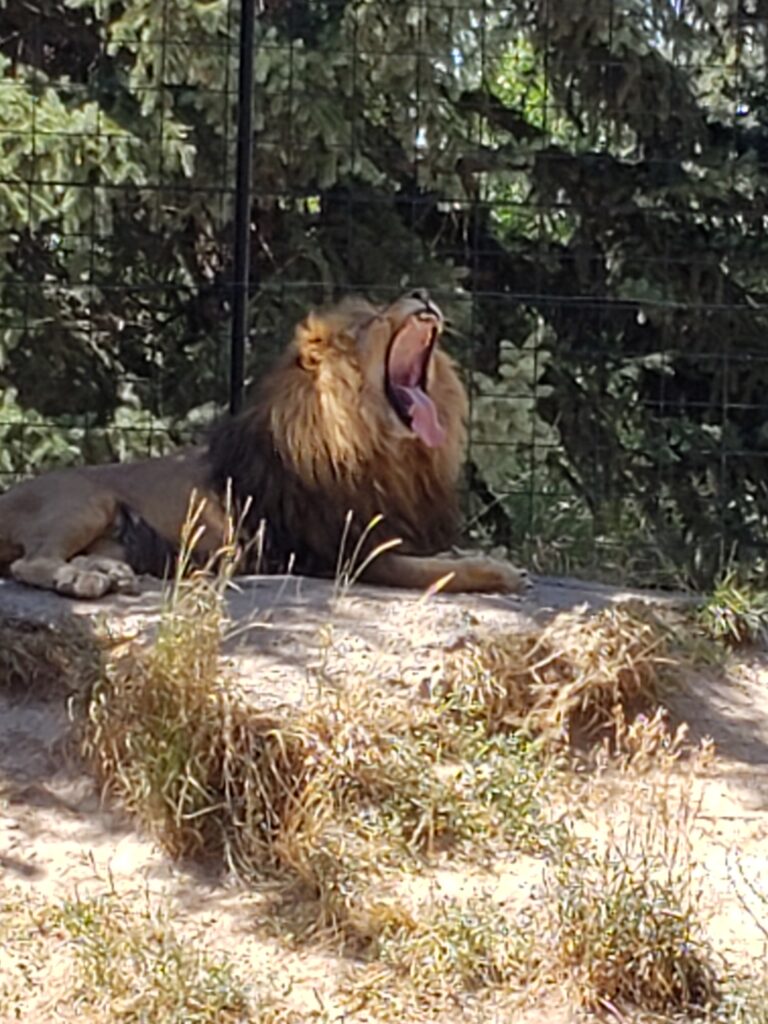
[{"left": 385, "top": 312, "right": 446, "bottom": 447}]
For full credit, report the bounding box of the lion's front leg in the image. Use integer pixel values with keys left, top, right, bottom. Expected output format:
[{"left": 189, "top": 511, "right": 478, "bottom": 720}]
[
  {"left": 11, "top": 554, "right": 139, "bottom": 599},
  {"left": 359, "top": 551, "right": 530, "bottom": 595},
  {"left": 55, "top": 555, "right": 140, "bottom": 597},
  {"left": 6, "top": 488, "right": 141, "bottom": 599}
]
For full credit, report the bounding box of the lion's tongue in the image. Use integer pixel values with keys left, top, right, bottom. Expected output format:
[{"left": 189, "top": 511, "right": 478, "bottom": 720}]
[{"left": 393, "top": 385, "right": 446, "bottom": 448}]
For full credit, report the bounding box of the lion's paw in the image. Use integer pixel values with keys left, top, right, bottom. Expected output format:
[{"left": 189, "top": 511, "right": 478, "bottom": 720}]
[
  {"left": 53, "top": 564, "right": 112, "bottom": 599},
  {"left": 456, "top": 557, "right": 532, "bottom": 595},
  {"left": 54, "top": 557, "right": 140, "bottom": 599}
]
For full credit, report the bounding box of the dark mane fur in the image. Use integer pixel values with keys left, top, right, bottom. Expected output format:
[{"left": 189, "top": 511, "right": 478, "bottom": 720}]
[{"left": 205, "top": 408, "right": 461, "bottom": 576}]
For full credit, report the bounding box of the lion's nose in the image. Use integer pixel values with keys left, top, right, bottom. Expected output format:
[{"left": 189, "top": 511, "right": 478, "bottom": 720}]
[{"left": 409, "top": 288, "right": 442, "bottom": 321}]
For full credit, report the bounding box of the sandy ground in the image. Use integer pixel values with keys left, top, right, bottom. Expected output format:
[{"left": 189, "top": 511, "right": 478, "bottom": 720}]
[{"left": 1, "top": 573, "right": 767, "bottom": 1021}]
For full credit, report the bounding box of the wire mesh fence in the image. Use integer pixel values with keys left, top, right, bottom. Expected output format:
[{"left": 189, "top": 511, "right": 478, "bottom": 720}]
[
  {"left": 2, "top": 1, "right": 767, "bottom": 588},
  {"left": 0, "top": 0, "right": 239, "bottom": 473}
]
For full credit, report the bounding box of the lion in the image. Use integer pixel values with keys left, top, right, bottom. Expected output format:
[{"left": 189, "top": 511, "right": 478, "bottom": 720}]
[{"left": 0, "top": 290, "right": 529, "bottom": 600}]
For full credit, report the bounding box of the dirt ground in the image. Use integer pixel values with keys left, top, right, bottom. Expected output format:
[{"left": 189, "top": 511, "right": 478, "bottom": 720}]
[{"left": 1, "top": 573, "right": 767, "bottom": 1021}]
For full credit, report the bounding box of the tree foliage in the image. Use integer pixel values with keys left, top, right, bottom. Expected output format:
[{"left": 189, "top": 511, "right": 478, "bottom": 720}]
[{"left": 1, "top": 0, "right": 767, "bottom": 585}]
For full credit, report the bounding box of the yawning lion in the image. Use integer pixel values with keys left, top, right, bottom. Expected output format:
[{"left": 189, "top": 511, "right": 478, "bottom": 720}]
[{"left": 0, "top": 291, "right": 528, "bottom": 599}]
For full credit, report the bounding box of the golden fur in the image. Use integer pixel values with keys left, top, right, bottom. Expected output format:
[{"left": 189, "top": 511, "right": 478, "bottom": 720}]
[{"left": 0, "top": 292, "right": 528, "bottom": 599}]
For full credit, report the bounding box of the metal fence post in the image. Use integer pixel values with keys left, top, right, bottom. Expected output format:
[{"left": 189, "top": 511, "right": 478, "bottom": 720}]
[{"left": 229, "top": 0, "right": 257, "bottom": 415}]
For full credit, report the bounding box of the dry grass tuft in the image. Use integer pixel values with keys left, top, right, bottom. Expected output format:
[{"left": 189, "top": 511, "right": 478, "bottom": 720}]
[
  {"left": 49, "top": 891, "right": 253, "bottom": 1022},
  {"left": 441, "top": 604, "right": 675, "bottom": 752},
  {"left": 0, "top": 615, "right": 105, "bottom": 696},
  {"left": 83, "top": 578, "right": 302, "bottom": 877},
  {"left": 0, "top": 882, "right": 332, "bottom": 1023},
  {"left": 372, "top": 894, "right": 529, "bottom": 996},
  {"left": 541, "top": 777, "right": 721, "bottom": 1018},
  {"left": 545, "top": 843, "right": 719, "bottom": 1015},
  {"left": 81, "top": 508, "right": 282, "bottom": 874}
]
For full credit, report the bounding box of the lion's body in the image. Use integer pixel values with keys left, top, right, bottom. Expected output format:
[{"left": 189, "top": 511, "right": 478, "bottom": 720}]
[{"left": 0, "top": 293, "right": 528, "bottom": 598}]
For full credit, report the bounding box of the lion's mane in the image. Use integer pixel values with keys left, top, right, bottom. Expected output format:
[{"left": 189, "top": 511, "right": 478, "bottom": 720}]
[{"left": 206, "top": 303, "right": 468, "bottom": 576}]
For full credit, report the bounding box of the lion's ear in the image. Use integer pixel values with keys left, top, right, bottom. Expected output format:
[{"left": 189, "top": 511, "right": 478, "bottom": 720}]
[{"left": 295, "top": 314, "right": 332, "bottom": 372}]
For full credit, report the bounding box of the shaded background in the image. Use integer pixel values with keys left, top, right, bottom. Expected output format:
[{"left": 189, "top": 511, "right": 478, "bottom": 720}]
[{"left": 1, "top": 0, "right": 767, "bottom": 588}]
